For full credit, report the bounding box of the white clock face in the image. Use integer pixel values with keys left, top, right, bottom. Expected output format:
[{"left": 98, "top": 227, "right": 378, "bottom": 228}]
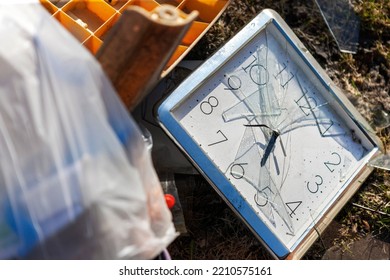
[{"left": 171, "top": 22, "right": 373, "bottom": 250}]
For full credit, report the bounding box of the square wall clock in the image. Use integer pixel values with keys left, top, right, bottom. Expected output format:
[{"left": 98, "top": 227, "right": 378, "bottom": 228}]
[{"left": 157, "top": 9, "right": 383, "bottom": 259}]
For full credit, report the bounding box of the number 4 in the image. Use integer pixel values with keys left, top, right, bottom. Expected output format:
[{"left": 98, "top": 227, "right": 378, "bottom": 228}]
[{"left": 285, "top": 201, "right": 302, "bottom": 217}]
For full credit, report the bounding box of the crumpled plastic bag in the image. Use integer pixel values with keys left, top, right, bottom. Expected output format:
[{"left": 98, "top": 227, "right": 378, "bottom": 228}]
[{"left": 0, "top": 2, "right": 176, "bottom": 259}]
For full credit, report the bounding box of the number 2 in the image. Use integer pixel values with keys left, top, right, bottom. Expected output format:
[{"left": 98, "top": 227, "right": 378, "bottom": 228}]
[
  {"left": 294, "top": 90, "right": 317, "bottom": 116},
  {"left": 324, "top": 152, "right": 341, "bottom": 172}
]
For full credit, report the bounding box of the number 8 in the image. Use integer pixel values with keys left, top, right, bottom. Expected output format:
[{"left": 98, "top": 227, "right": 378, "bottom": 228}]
[{"left": 200, "top": 96, "right": 219, "bottom": 115}]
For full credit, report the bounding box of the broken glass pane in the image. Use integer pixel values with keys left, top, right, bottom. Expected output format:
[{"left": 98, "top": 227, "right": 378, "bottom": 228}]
[
  {"left": 368, "top": 154, "right": 390, "bottom": 171},
  {"left": 372, "top": 107, "right": 390, "bottom": 130},
  {"left": 314, "top": 0, "right": 360, "bottom": 53}
]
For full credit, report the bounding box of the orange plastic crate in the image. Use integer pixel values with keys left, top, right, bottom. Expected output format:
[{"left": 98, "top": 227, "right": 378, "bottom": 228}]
[{"left": 40, "top": 0, "right": 229, "bottom": 74}]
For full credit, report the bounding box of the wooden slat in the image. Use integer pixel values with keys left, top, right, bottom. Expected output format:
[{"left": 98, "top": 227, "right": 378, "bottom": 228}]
[{"left": 96, "top": 5, "right": 197, "bottom": 111}]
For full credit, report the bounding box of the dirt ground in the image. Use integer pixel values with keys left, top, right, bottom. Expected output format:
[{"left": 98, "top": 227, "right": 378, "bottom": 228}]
[{"left": 167, "top": 0, "right": 390, "bottom": 260}]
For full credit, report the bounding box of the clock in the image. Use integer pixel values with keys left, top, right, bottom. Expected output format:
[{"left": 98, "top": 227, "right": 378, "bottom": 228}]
[{"left": 156, "top": 9, "right": 383, "bottom": 259}]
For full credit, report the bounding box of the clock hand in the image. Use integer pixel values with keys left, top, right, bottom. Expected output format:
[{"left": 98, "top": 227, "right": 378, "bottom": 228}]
[
  {"left": 261, "top": 129, "right": 280, "bottom": 166},
  {"left": 244, "top": 124, "right": 280, "bottom": 166},
  {"left": 244, "top": 123, "right": 271, "bottom": 129},
  {"left": 235, "top": 124, "right": 294, "bottom": 235}
]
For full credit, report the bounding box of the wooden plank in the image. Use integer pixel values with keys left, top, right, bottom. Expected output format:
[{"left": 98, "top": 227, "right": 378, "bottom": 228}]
[{"left": 96, "top": 5, "right": 197, "bottom": 111}]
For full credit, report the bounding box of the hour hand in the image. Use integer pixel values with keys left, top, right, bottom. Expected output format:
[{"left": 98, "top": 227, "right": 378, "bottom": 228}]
[
  {"left": 261, "top": 130, "right": 280, "bottom": 166},
  {"left": 244, "top": 124, "right": 280, "bottom": 166}
]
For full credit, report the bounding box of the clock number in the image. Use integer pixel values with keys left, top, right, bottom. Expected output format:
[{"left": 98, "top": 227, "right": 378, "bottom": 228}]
[
  {"left": 250, "top": 64, "right": 269, "bottom": 85},
  {"left": 230, "top": 163, "right": 247, "bottom": 179},
  {"left": 294, "top": 91, "right": 318, "bottom": 116},
  {"left": 318, "top": 119, "right": 335, "bottom": 137},
  {"left": 274, "top": 63, "right": 294, "bottom": 88},
  {"left": 225, "top": 75, "right": 242, "bottom": 90},
  {"left": 301, "top": 97, "right": 317, "bottom": 116},
  {"left": 242, "top": 54, "right": 258, "bottom": 73},
  {"left": 242, "top": 55, "right": 269, "bottom": 85},
  {"left": 307, "top": 175, "right": 323, "bottom": 194},
  {"left": 254, "top": 187, "right": 273, "bottom": 207},
  {"left": 208, "top": 130, "right": 228, "bottom": 146},
  {"left": 285, "top": 201, "right": 302, "bottom": 217},
  {"left": 324, "top": 152, "right": 341, "bottom": 173},
  {"left": 200, "top": 96, "right": 219, "bottom": 115},
  {"left": 295, "top": 92, "right": 336, "bottom": 136}
]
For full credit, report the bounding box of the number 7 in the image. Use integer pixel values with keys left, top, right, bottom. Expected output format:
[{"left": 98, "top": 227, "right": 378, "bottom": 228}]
[{"left": 208, "top": 130, "right": 228, "bottom": 146}]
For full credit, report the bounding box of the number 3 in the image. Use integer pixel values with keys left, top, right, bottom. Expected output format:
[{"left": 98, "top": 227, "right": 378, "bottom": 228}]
[{"left": 307, "top": 175, "right": 323, "bottom": 193}]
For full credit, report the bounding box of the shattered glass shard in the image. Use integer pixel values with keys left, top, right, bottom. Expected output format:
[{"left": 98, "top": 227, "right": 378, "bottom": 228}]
[
  {"left": 368, "top": 154, "right": 390, "bottom": 171},
  {"left": 314, "top": 0, "right": 360, "bottom": 54}
]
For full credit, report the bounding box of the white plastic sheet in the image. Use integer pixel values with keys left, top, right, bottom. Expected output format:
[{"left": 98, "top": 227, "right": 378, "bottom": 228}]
[{"left": 0, "top": 3, "right": 176, "bottom": 259}]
